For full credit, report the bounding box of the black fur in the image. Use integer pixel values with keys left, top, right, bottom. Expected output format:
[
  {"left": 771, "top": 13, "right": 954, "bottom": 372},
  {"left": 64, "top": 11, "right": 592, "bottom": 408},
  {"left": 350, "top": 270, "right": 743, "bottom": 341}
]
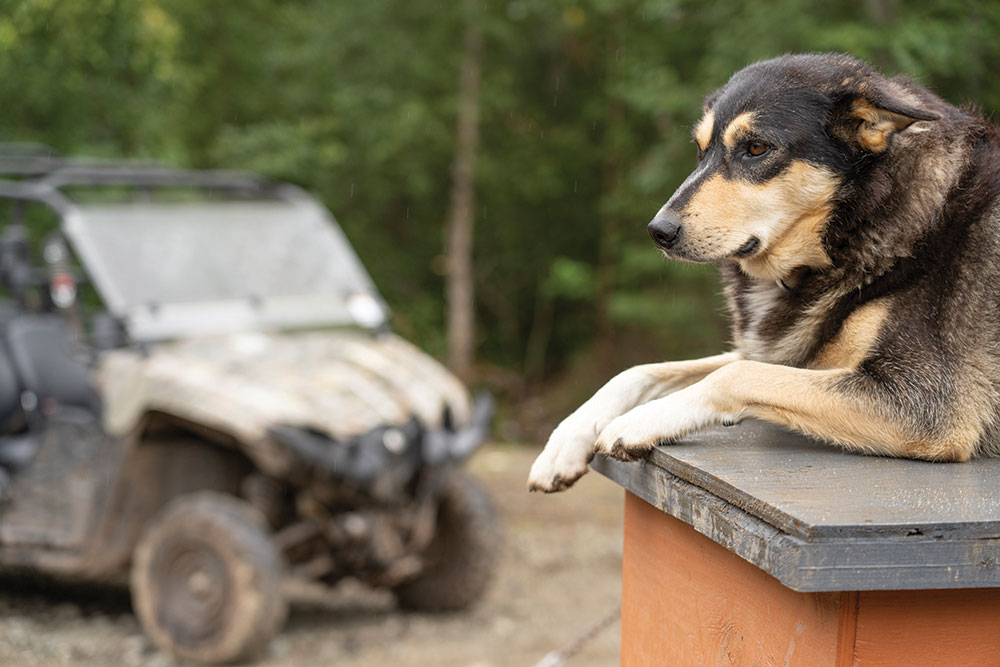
[{"left": 674, "top": 53, "right": 1000, "bottom": 454}]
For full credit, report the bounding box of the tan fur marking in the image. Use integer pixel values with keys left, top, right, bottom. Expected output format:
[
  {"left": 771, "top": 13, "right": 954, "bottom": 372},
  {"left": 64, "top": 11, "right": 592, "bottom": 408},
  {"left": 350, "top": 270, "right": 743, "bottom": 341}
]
[
  {"left": 741, "top": 204, "right": 833, "bottom": 281},
  {"left": 810, "top": 299, "right": 889, "bottom": 370},
  {"left": 722, "top": 111, "right": 756, "bottom": 148},
  {"left": 681, "top": 161, "right": 839, "bottom": 281},
  {"left": 693, "top": 110, "right": 714, "bottom": 152},
  {"left": 641, "top": 352, "right": 739, "bottom": 391},
  {"left": 705, "top": 361, "right": 975, "bottom": 462},
  {"left": 852, "top": 99, "right": 918, "bottom": 153}
]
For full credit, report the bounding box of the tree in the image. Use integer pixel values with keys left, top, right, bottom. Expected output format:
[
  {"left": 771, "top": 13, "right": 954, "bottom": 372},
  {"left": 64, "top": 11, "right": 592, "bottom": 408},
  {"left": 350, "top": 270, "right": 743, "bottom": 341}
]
[
  {"left": 444, "top": 0, "right": 482, "bottom": 383},
  {"left": 3, "top": 0, "right": 999, "bottom": 407}
]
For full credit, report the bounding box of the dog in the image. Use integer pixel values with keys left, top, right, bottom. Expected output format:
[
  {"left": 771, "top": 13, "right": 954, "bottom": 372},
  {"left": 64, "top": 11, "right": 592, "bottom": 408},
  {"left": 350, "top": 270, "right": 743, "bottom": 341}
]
[{"left": 528, "top": 52, "right": 1000, "bottom": 493}]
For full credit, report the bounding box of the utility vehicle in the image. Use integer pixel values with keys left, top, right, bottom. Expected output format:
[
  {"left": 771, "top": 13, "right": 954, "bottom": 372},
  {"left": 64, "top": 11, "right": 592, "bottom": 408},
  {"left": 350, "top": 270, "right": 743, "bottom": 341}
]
[{"left": 0, "top": 145, "right": 498, "bottom": 663}]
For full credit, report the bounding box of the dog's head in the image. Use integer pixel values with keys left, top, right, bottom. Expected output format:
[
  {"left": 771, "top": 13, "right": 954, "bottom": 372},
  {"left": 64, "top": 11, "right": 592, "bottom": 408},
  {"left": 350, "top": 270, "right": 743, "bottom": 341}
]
[{"left": 650, "top": 53, "right": 940, "bottom": 281}]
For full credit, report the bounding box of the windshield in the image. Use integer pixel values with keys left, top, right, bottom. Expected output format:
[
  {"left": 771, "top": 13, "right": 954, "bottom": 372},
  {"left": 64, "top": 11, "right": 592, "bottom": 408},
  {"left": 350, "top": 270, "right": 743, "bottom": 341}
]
[{"left": 63, "top": 197, "right": 385, "bottom": 340}]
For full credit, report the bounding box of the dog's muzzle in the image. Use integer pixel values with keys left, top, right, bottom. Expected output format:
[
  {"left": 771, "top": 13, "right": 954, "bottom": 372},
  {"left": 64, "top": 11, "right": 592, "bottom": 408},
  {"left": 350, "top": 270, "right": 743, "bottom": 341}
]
[{"left": 648, "top": 212, "right": 682, "bottom": 250}]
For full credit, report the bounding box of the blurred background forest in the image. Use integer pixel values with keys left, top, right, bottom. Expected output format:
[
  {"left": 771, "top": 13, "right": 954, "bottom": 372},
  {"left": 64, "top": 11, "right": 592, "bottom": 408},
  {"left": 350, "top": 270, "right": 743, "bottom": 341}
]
[{"left": 2, "top": 0, "right": 999, "bottom": 438}]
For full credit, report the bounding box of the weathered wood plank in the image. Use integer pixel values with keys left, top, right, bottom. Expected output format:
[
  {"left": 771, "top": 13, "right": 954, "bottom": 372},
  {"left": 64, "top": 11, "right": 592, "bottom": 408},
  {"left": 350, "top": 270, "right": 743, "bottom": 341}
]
[
  {"left": 638, "top": 419, "right": 1000, "bottom": 540},
  {"left": 592, "top": 434, "right": 1000, "bottom": 591}
]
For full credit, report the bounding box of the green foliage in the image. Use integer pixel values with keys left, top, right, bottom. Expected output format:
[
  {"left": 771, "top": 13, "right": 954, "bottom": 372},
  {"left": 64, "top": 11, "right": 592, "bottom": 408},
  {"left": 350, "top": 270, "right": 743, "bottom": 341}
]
[
  {"left": 1, "top": 0, "right": 999, "bottom": 384},
  {"left": 0, "top": 0, "right": 179, "bottom": 155},
  {"left": 544, "top": 257, "right": 596, "bottom": 302}
]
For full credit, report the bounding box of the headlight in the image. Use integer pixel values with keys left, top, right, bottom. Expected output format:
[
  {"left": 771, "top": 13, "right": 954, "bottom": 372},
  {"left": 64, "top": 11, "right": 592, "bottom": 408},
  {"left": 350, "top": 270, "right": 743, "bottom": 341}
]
[
  {"left": 347, "top": 293, "right": 385, "bottom": 328},
  {"left": 382, "top": 428, "right": 407, "bottom": 454}
]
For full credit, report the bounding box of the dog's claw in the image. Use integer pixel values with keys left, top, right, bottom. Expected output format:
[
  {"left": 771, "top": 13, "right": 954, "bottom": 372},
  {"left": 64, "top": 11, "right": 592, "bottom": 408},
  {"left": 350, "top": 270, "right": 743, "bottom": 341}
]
[
  {"left": 606, "top": 438, "right": 633, "bottom": 461},
  {"left": 601, "top": 436, "right": 659, "bottom": 462}
]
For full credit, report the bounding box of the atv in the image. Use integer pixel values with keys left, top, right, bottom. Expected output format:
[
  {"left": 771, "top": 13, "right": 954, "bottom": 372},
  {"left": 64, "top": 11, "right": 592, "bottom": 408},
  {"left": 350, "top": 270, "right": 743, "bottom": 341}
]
[{"left": 0, "top": 145, "right": 499, "bottom": 663}]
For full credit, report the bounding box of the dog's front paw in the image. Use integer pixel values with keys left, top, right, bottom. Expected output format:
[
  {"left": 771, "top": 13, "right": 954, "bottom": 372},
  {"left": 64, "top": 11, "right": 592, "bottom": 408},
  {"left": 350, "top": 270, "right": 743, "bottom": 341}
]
[
  {"left": 594, "top": 389, "right": 720, "bottom": 462},
  {"left": 594, "top": 410, "right": 665, "bottom": 462},
  {"left": 527, "top": 421, "right": 595, "bottom": 493}
]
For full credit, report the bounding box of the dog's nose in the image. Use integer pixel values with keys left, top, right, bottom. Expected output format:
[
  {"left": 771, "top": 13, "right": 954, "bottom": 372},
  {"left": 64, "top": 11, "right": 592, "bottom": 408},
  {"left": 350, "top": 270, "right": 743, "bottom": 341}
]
[{"left": 648, "top": 213, "right": 682, "bottom": 250}]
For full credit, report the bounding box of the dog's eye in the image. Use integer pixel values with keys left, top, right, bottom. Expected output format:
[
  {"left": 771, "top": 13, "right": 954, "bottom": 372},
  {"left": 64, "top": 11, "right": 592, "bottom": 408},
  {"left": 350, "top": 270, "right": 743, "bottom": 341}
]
[{"left": 746, "top": 141, "right": 771, "bottom": 158}]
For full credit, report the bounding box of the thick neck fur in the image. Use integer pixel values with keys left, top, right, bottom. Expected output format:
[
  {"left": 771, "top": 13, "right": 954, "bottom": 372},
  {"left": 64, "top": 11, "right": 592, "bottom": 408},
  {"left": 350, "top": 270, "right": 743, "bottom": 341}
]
[
  {"left": 823, "top": 109, "right": 970, "bottom": 284},
  {"left": 724, "top": 108, "right": 997, "bottom": 368}
]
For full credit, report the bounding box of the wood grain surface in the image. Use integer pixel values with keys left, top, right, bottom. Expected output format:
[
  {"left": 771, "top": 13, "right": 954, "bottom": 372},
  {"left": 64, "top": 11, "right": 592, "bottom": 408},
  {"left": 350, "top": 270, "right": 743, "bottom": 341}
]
[
  {"left": 621, "top": 493, "right": 1000, "bottom": 666},
  {"left": 622, "top": 492, "right": 845, "bottom": 666}
]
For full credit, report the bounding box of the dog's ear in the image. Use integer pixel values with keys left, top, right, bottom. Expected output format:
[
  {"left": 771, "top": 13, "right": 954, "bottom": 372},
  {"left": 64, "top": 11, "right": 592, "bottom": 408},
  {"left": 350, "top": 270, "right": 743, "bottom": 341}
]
[{"left": 830, "top": 85, "right": 940, "bottom": 153}]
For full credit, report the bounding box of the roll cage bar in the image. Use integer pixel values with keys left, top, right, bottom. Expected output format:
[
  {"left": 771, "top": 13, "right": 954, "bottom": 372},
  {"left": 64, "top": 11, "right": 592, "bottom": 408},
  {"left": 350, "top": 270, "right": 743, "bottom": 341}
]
[{"left": 0, "top": 144, "right": 313, "bottom": 314}]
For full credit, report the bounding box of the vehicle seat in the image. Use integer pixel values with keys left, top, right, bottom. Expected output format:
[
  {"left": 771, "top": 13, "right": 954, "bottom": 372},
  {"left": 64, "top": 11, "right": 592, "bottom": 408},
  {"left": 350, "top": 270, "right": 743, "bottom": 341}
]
[
  {"left": 4, "top": 315, "right": 101, "bottom": 416},
  {"left": 0, "top": 345, "right": 19, "bottom": 425}
]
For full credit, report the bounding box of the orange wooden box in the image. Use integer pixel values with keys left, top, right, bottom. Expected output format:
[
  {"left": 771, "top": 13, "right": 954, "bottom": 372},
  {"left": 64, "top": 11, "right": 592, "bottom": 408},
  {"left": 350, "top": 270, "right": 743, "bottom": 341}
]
[
  {"left": 592, "top": 421, "right": 1000, "bottom": 667},
  {"left": 622, "top": 493, "right": 1000, "bottom": 667}
]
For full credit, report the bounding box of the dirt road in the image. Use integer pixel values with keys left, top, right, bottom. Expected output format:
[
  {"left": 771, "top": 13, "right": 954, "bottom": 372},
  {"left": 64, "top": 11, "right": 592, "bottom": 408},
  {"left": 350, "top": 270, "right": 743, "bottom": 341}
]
[{"left": 0, "top": 444, "right": 625, "bottom": 666}]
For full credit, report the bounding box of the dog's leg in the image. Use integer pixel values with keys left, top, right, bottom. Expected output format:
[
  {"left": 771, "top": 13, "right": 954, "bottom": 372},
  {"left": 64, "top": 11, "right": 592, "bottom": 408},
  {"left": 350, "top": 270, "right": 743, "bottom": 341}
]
[
  {"left": 595, "top": 359, "right": 978, "bottom": 463},
  {"left": 527, "top": 352, "right": 739, "bottom": 492}
]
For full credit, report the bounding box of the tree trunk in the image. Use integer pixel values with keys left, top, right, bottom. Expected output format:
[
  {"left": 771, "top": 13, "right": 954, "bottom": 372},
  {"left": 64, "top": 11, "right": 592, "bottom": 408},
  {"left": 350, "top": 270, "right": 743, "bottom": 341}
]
[{"left": 445, "top": 0, "right": 482, "bottom": 383}]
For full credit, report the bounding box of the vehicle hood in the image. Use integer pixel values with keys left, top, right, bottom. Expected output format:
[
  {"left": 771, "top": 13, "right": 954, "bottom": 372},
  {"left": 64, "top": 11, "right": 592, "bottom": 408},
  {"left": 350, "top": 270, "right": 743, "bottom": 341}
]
[{"left": 96, "top": 330, "right": 473, "bottom": 444}]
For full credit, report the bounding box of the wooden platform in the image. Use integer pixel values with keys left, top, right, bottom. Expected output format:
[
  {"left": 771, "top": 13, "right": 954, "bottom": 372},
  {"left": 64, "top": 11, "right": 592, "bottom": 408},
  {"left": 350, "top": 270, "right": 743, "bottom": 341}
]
[{"left": 592, "top": 420, "right": 1000, "bottom": 666}]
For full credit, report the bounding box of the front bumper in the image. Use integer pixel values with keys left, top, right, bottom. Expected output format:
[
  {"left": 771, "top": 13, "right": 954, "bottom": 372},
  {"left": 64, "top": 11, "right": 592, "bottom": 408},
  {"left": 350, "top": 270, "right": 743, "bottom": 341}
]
[
  {"left": 422, "top": 391, "right": 494, "bottom": 465},
  {"left": 269, "top": 392, "right": 494, "bottom": 500}
]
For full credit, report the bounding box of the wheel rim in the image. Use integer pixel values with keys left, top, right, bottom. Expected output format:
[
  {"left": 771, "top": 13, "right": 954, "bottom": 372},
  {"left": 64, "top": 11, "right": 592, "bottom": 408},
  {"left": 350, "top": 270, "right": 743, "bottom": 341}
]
[{"left": 154, "top": 539, "right": 232, "bottom": 646}]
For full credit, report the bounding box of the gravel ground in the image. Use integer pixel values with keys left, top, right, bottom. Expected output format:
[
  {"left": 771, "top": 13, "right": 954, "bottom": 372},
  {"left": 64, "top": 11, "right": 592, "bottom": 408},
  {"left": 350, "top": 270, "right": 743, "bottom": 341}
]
[{"left": 0, "top": 443, "right": 624, "bottom": 667}]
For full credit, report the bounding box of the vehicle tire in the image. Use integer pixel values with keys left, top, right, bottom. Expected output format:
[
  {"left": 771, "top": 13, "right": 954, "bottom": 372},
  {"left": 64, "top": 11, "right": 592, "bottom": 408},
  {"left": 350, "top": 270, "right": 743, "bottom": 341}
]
[
  {"left": 393, "top": 471, "right": 501, "bottom": 611},
  {"left": 130, "top": 492, "right": 288, "bottom": 664}
]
